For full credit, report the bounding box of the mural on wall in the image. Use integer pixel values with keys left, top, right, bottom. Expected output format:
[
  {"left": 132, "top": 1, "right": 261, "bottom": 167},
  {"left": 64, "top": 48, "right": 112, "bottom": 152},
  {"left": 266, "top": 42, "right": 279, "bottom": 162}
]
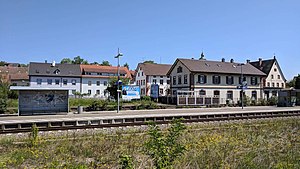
[{"left": 19, "top": 90, "right": 68, "bottom": 115}]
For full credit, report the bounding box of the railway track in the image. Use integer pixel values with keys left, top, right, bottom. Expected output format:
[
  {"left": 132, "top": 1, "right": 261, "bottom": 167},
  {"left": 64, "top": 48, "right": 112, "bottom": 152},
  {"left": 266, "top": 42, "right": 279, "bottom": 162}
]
[{"left": 1, "top": 108, "right": 300, "bottom": 134}]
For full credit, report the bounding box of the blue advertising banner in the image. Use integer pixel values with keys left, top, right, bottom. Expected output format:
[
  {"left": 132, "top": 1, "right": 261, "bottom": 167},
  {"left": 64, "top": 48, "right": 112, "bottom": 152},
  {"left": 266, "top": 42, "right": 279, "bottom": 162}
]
[
  {"left": 150, "top": 84, "right": 159, "bottom": 99},
  {"left": 122, "top": 85, "right": 140, "bottom": 100}
]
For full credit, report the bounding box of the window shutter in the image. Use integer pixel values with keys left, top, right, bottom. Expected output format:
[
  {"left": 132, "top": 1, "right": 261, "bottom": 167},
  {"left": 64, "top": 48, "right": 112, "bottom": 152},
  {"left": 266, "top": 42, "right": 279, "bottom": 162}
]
[
  {"left": 204, "top": 75, "right": 207, "bottom": 83},
  {"left": 226, "top": 76, "right": 228, "bottom": 84}
]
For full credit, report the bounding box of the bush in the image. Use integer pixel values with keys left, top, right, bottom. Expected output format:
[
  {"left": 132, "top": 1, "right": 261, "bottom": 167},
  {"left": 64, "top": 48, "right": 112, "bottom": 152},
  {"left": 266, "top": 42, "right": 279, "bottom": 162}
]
[
  {"left": 87, "top": 100, "right": 108, "bottom": 111},
  {"left": 257, "top": 98, "right": 267, "bottom": 106},
  {"left": 267, "top": 96, "right": 278, "bottom": 106},
  {"left": 141, "top": 96, "right": 151, "bottom": 101}
]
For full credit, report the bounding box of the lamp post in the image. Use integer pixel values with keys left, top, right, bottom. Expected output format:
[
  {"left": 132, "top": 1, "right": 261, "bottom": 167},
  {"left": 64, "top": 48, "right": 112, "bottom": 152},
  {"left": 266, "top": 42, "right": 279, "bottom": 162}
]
[
  {"left": 115, "top": 48, "right": 123, "bottom": 113},
  {"left": 238, "top": 63, "right": 245, "bottom": 109}
]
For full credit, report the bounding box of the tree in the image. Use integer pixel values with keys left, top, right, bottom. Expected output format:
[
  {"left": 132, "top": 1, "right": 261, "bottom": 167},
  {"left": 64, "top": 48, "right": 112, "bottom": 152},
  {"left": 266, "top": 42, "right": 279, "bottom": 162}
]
[
  {"left": 106, "top": 77, "right": 130, "bottom": 100},
  {"left": 295, "top": 74, "right": 300, "bottom": 89},
  {"left": 0, "top": 78, "right": 9, "bottom": 113},
  {"left": 60, "top": 58, "right": 72, "bottom": 64},
  {"left": 100, "top": 60, "right": 111, "bottom": 66},
  {"left": 144, "top": 118, "right": 187, "bottom": 169},
  {"left": 91, "top": 61, "right": 99, "bottom": 65},
  {"left": 72, "top": 56, "right": 88, "bottom": 64},
  {"left": 286, "top": 79, "right": 295, "bottom": 88},
  {"left": 123, "top": 63, "right": 129, "bottom": 69},
  {"left": 143, "top": 60, "right": 155, "bottom": 64},
  {"left": 0, "top": 61, "right": 6, "bottom": 66}
]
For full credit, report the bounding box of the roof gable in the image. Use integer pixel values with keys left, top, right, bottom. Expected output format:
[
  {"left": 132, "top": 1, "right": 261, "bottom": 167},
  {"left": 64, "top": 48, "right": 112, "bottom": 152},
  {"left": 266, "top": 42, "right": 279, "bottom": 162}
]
[{"left": 137, "top": 63, "right": 172, "bottom": 76}]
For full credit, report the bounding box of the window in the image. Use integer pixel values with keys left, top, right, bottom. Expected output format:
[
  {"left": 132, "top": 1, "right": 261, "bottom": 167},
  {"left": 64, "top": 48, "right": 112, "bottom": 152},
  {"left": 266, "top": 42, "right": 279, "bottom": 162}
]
[
  {"left": 251, "top": 77, "right": 258, "bottom": 85},
  {"left": 178, "top": 75, "right": 182, "bottom": 84},
  {"left": 251, "top": 91, "right": 257, "bottom": 100},
  {"left": 226, "top": 76, "right": 234, "bottom": 85},
  {"left": 184, "top": 75, "right": 188, "bottom": 84},
  {"left": 160, "top": 79, "right": 163, "bottom": 85},
  {"left": 96, "top": 90, "right": 100, "bottom": 95},
  {"left": 72, "top": 90, "right": 76, "bottom": 94},
  {"left": 88, "top": 90, "right": 91, "bottom": 95},
  {"left": 138, "top": 72, "right": 140, "bottom": 77},
  {"left": 227, "top": 91, "right": 233, "bottom": 100},
  {"left": 96, "top": 81, "right": 100, "bottom": 86},
  {"left": 272, "top": 91, "right": 277, "bottom": 96},
  {"left": 55, "top": 79, "right": 59, "bottom": 85},
  {"left": 72, "top": 79, "right": 76, "bottom": 85},
  {"left": 199, "top": 90, "right": 206, "bottom": 96},
  {"left": 274, "top": 68, "right": 277, "bottom": 72},
  {"left": 37, "top": 79, "right": 42, "bottom": 85},
  {"left": 282, "top": 83, "right": 284, "bottom": 88},
  {"left": 12, "top": 83, "right": 17, "bottom": 86},
  {"left": 172, "top": 90, "right": 177, "bottom": 96},
  {"left": 160, "top": 76, "right": 163, "bottom": 78},
  {"left": 267, "top": 82, "right": 270, "bottom": 87},
  {"left": 104, "top": 81, "right": 107, "bottom": 86},
  {"left": 159, "top": 89, "right": 163, "bottom": 94},
  {"left": 239, "top": 77, "right": 247, "bottom": 85},
  {"left": 88, "top": 81, "right": 92, "bottom": 86},
  {"left": 143, "top": 80, "right": 145, "bottom": 85},
  {"left": 277, "top": 75, "right": 280, "bottom": 79},
  {"left": 271, "top": 75, "right": 274, "bottom": 79},
  {"left": 173, "top": 76, "right": 176, "bottom": 85},
  {"left": 277, "top": 83, "right": 279, "bottom": 87},
  {"left": 142, "top": 72, "right": 143, "bottom": 76},
  {"left": 213, "top": 90, "right": 220, "bottom": 97},
  {"left": 153, "top": 79, "right": 157, "bottom": 84},
  {"left": 272, "top": 83, "right": 275, "bottom": 87},
  {"left": 177, "top": 66, "right": 183, "bottom": 73},
  {"left": 167, "top": 80, "right": 170, "bottom": 84},
  {"left": 212, "top": 76, "right": 221, "bottom": 84},
  {"left": 153, "top": 75, "right": 156, "bottom": 78},
  {"left": 63, "top": 79, "right": 68, "bottom": 85},
  {"left": 47, "top": 79, "right": 52, "bottom": 85},
  {"left": 198, "top": 75, "right": 207, "bottom": 84}
]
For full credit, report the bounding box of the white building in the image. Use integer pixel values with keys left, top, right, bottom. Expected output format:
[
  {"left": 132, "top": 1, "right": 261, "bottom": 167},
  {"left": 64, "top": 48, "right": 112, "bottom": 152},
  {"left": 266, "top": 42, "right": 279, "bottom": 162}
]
[
  {"left": 167, "top": 57, "right": 266, "bottom": 104},
  {"left": 80, "top": 64, "right": 132, "bottom": 98},
  {"left": 135, "top": 63, "right": 172, "bottom": 96},
  {"left": 29, "top": 62, "right": 81, "bottom": 95},
  {"left": 250, "top": 56, "right": 286, "bottom": 99}
]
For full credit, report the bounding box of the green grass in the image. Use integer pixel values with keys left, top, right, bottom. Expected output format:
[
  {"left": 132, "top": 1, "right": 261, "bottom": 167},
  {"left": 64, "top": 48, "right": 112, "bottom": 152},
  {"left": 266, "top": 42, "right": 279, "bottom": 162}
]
[{"left": 0, "top": 117, "right": 299, "bottom": 168}]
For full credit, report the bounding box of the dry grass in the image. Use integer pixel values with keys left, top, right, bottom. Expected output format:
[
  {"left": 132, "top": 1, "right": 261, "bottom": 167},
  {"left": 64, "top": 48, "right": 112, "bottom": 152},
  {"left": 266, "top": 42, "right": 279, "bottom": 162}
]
[{"left": 0, "top": 117, "right": 299, "bottom": 168}]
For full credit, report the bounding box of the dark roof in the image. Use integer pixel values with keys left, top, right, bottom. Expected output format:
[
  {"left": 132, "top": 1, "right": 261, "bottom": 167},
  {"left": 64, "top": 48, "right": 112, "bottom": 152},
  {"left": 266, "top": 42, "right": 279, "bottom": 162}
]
[
  {"left": 250, "top": 59, "right": 275, "bottom": 74},
  {"left": 29, "top": 62, "right": 81, "bottom": 77},
  {"left": 169, "top": 58, "right": 265, "bottom": 76},
  {"left": 137, "top": 63, "right": 172, "bottom": 76}
]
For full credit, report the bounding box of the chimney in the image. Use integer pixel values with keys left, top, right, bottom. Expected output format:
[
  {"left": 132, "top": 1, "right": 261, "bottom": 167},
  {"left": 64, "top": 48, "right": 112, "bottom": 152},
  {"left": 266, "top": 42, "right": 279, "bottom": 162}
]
[
  {"left": 221, "top": 58, "right": 225, "bottom": 62},
  {"left": 45, "top": 60, "right": 47, "bottom": 63},
  {"left": 230, "top": 59, "right": 234, "bottom": 63},
  {"left": 259, "top": 58, "right": 262, "bottom": 66},
  {"left": 246, "top": 59, "right": 250, "bottom": 63},
  {"left": 51, "top": 61, "right": 56, "bottom": 67}
]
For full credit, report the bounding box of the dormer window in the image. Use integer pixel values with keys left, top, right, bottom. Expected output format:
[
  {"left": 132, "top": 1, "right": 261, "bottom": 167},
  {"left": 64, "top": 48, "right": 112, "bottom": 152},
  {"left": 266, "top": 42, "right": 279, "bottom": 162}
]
[
  {"left": 54, "top": 69, "right": 60, "bottom": 75},
  {"left": 177, "top": 66, "right": 183, "bottom": 73}
]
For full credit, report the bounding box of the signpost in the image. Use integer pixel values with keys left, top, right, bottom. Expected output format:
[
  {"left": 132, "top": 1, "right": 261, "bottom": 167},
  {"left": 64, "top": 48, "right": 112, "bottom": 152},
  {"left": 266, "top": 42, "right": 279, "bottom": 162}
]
[{"left": 150, "top": 84, "right": 159, "bottom": 99}]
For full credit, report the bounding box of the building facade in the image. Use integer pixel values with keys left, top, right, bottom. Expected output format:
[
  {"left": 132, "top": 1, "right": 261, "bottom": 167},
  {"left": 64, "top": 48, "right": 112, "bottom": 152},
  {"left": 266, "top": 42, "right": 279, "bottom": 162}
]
[
  {"left": 29, "top": 62, "right": 81, "bottom": 95},
  {"left": 250, "top": 56, "right": 286, "bottom": 99},
  {"left": 80, "top": 64, "right": 132, "bottom": 98},
  {"left": 135, "top": 63, "right": 171, "bottom": 96},
  {"left": 167, "top": 58, "right": 266, "bottom": 104}
]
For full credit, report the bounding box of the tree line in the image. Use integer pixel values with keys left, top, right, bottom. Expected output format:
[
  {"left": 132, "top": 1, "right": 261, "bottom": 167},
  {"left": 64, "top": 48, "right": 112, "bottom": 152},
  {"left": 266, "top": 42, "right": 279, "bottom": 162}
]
[{"left": 60, "top": 56, "right": 130, "bottom": 69}]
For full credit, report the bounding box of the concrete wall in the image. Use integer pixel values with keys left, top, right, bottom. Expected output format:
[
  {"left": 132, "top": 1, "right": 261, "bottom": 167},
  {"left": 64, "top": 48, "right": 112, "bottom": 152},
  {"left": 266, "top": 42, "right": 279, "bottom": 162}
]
[{"left": 18, "top": 90, "right": 68, "bottom": 115}]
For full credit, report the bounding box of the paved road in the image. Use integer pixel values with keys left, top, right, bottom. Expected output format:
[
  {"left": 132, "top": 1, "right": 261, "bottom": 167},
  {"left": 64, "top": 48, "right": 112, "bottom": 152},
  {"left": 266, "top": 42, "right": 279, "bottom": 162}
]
[{"left": 1, "top": 106, "right": 300, "bottom": 123}]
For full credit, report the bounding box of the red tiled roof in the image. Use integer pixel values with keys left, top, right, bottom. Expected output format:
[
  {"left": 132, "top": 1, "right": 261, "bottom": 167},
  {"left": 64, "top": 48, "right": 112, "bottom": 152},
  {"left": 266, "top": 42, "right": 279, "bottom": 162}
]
[{"left": 80, "top": 65, "right": 132, "bottom": 79}]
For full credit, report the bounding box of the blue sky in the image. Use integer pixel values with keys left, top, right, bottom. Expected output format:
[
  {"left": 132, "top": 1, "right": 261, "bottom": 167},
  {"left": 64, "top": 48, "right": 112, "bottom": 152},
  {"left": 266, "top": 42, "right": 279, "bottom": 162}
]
[{"left": 0, "top": 0, "right": 299, "bottom": 80}]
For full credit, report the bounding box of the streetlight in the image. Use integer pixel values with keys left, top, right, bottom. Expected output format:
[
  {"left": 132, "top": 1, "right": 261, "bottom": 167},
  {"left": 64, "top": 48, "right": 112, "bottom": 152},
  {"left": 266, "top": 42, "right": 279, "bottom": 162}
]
[
  {"left": 115, "top": 48, "right": 123, "bottom": 113},
  {"left": 238, "top": 63, "right": 245, "bottom": 109}
]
